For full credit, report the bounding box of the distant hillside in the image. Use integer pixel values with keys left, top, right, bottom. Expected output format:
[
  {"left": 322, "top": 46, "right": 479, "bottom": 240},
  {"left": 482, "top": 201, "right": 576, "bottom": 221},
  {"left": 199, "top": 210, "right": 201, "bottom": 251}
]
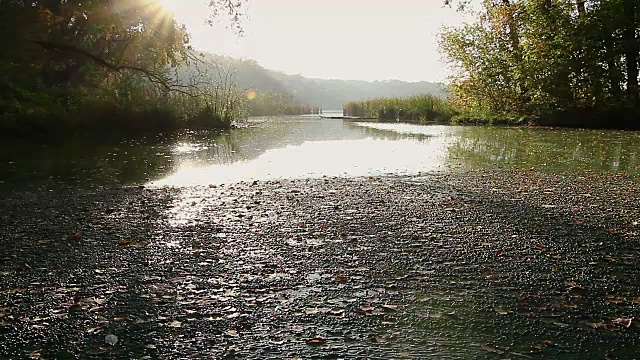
[{"left": 187, "top": 53, "right": 447, "bottom": 109}]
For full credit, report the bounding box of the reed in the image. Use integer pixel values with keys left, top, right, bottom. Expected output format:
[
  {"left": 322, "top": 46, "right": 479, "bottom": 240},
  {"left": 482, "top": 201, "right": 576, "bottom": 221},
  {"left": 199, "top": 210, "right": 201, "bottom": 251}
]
[{"left": 343, "top": 94, "right": 454, "bottom": 123}]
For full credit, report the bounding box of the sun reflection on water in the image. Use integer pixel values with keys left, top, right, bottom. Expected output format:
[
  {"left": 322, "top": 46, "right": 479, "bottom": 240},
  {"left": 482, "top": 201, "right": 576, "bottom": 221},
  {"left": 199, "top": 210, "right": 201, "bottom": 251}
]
[{"left": 150, "top": 137, "right": 450, "bottom": 187}]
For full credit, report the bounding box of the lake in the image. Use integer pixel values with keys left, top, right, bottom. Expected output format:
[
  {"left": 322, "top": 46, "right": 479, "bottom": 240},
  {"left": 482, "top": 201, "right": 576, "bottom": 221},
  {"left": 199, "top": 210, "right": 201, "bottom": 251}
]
[{"left": 2, "top": 115, "right": 639, "bottom": 191}]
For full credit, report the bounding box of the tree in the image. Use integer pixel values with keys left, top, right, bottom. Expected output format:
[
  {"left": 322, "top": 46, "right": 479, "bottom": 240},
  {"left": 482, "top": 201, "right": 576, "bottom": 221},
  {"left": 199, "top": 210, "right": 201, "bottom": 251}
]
[
  {"left": 440, "top": 0, "right": 640, "bottom": 125},
  {"left": 0, "top": 0, "right": 250, "bottom": 132}
]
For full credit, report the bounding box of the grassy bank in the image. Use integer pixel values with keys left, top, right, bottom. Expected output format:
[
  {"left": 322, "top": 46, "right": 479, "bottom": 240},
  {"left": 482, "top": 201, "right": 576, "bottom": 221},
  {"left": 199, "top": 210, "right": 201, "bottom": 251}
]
[
  {"left": 245, "top": 90, "right": 320, "bottom": 117},
  {"left": 0, "top": 90, "right": 247, "bottom": 138},
  {"left": 344, "top": 95, "right": 455, "bottom": 123},
  {"left": 448, "top": 106, "right": 640, "bottom": 130},
  {"left": 343, "top": 95, "right": 640, "bottom": 130}
]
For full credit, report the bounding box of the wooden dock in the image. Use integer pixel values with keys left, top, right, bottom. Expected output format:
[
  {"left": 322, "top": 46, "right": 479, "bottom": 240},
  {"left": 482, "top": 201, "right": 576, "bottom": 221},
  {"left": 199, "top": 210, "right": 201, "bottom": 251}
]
[{"left": 319, "top": 115, "right": 376, "bottom": 120}]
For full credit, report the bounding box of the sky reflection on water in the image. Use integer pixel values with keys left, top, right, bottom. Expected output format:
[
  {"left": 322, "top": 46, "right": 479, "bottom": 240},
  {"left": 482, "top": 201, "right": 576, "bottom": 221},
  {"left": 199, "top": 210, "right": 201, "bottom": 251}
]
[
  {"left": 149, "top": 118, "right": 640, "bottom": 187},
  {"left": 152, "top": 137, "right": 449, "bottom": 186}
]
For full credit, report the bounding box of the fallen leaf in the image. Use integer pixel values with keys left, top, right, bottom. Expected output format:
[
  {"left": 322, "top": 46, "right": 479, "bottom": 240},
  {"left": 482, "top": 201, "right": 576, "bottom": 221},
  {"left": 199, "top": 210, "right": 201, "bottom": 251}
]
[
  {"left": 86, "top": 326, "right": 104, "bottom": 335},
  {"left": 68, "top": 303, "right": 83, "bottom": 312},
  {"left": 481, "top": 344, "right": 504, "bottom": 354},
  {"left": 382, "top": 304, "right": 399, "bottom": 312},
  {"left": 613, "top": 317, "right": 634, "bottom": 328},
  {"left": 495, "top": 307, "right": 513, "bottom": 315},
  {"left": 375, "top": 335, "right": 389, "bottom": 343},
  {"left": 105, "top": 334, "right": 118, "bottom": 346},
  {"left": 356, "top": 306, "right": 376, "bottom": 314},
  {"left": 306, "top": 337, "right": 324, "bottom": 345}
]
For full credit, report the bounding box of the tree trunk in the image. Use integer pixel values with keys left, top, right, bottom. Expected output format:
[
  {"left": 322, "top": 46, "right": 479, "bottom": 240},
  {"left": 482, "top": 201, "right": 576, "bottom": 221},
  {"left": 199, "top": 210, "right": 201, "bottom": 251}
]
[
  {"left": 502, "top": 0, "right": 528, "bottom": 102},
  {"left": 623, "top": 0, "right": 638, "bottom": 100},
  {"left": 576, "top": 0, "right": 586, "bottom": 18},
  {"left": 605, "top": 34, "right": 623, "bottom": 101}
]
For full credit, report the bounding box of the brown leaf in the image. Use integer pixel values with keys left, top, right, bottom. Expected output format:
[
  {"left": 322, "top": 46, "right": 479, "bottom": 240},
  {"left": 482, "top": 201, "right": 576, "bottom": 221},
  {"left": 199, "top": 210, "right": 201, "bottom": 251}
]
[
  {"left": 612, "top": 317, "right": 634, "bottom": 328},
  {"left": 356, "top": 306, "right": 376, "bottom": 314},
  {"left": 68, "top": 303, "right": 83, "bottom": 312},
  {"left": 306, "top": 337, "right": 324, "bottom": 345}
]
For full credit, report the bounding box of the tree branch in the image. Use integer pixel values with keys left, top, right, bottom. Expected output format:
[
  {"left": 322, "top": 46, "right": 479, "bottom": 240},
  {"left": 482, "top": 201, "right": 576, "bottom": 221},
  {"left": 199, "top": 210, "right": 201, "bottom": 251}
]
[{"left": 32, "top": 40, "right": 190, "bottom": 95}]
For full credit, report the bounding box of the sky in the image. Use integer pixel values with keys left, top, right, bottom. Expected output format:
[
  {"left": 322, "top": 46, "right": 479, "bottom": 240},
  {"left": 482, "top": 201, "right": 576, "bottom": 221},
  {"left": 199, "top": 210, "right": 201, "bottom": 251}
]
[{"left": 160, "top": 0, "right": 471, "bottom": 83}]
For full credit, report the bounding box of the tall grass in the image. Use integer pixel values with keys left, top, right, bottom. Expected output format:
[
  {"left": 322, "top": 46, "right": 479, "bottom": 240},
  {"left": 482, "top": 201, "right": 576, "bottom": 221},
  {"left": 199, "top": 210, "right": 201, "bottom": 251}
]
[
  {"left": 343, "top": 94, "right": 455, "bottom": 123},
  {"left": 244, "top": 91, "right": 320, "bottom": 116}
]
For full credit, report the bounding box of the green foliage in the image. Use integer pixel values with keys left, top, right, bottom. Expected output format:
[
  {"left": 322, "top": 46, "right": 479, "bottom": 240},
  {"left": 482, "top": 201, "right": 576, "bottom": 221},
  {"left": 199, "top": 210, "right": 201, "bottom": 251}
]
[
  {"left": 344, "top": 95, "right": 455, "bottom": 123},
  {"left": 440, "top": 0, "right": 640, "bottom": 128},
  {"left": 0, "top": 0, "right": 247, "bottom": 136}
]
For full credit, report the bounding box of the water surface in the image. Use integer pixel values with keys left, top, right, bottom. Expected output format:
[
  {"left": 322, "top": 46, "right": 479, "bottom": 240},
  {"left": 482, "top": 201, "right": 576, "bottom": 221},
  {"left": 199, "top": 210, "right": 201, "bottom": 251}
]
[{"left": 1, "top": 116, "right": 639, "bottom": 191}]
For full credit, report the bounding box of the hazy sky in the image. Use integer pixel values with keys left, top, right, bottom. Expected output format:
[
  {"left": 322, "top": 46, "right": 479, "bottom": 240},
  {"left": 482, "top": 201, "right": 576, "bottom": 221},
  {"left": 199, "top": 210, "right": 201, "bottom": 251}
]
[{"left": 161, "top": 0, "right": 470, "bottom": 82}]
